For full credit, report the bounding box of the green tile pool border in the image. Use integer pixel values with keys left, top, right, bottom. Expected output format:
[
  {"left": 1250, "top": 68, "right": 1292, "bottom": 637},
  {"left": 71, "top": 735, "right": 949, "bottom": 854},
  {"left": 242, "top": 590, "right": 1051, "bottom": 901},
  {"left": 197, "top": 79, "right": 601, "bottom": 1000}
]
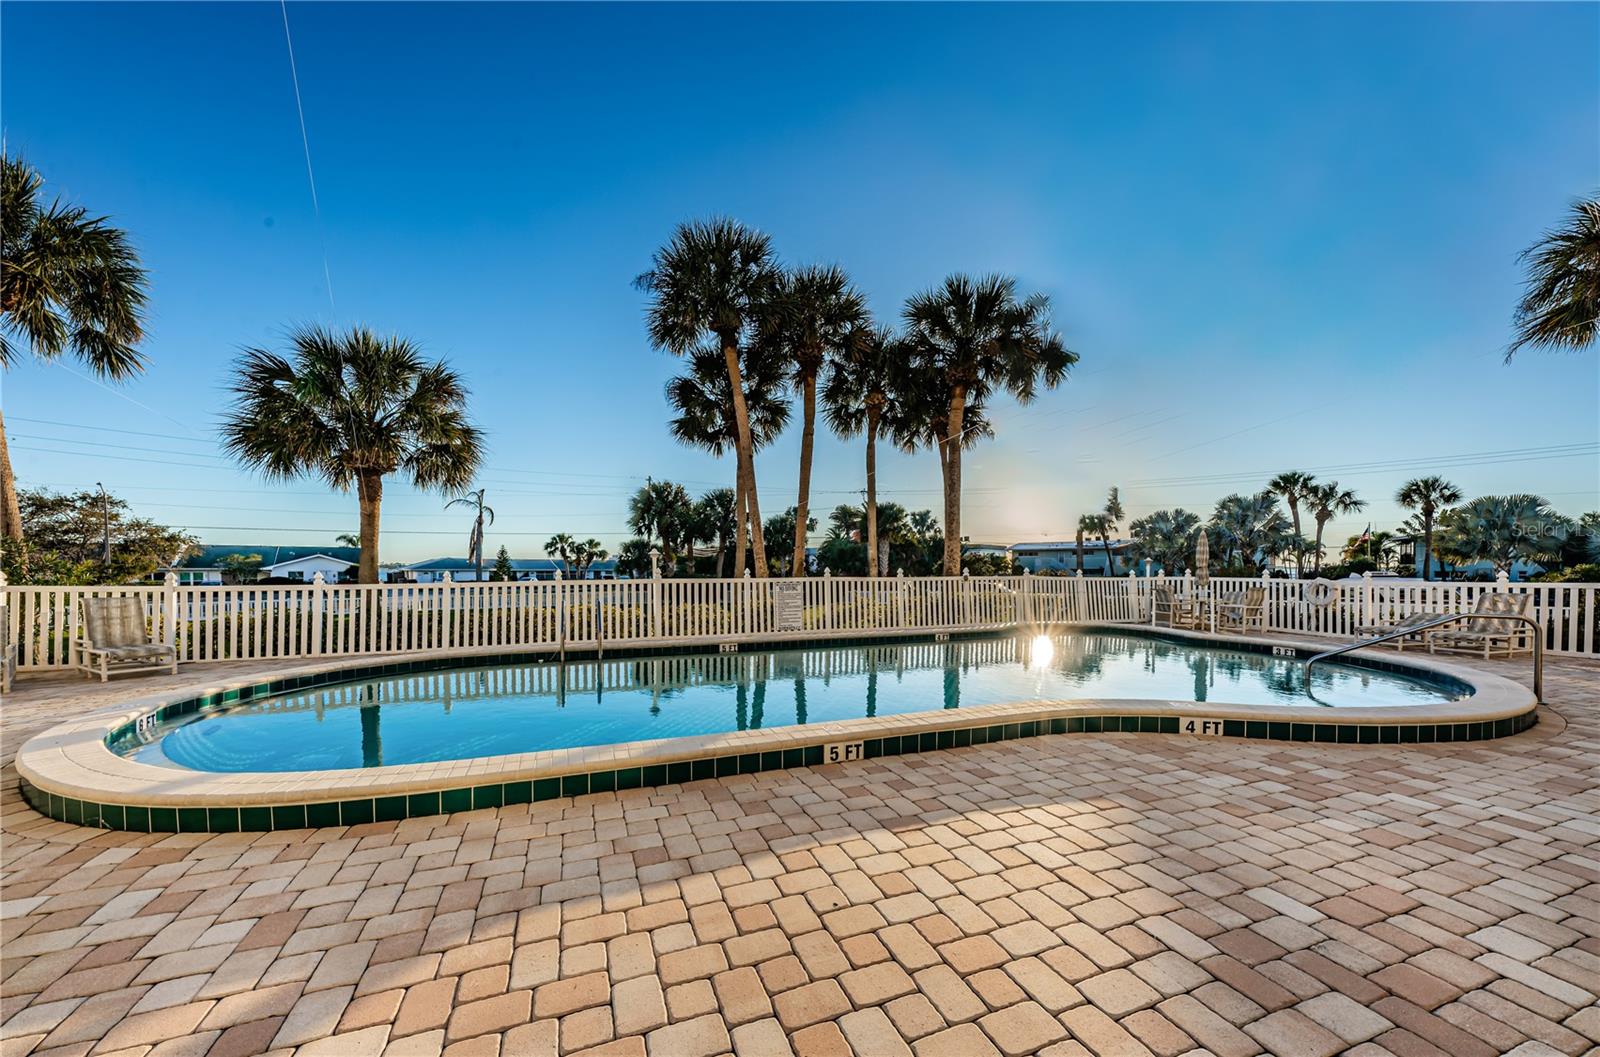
[
  {"left": 101, "top": 625, "right": 1476, "bottom": 758},
  {"left": 25, "top": 706, "right": 1538, "bottom": 833}
]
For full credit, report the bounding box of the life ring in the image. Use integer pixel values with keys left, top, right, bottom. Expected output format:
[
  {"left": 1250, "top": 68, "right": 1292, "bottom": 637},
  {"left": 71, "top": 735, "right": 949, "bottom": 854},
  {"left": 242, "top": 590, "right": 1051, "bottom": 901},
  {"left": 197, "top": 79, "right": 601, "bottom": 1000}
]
[{"left": 1304, "top": 579, "right": 1337, "bottom": 607}]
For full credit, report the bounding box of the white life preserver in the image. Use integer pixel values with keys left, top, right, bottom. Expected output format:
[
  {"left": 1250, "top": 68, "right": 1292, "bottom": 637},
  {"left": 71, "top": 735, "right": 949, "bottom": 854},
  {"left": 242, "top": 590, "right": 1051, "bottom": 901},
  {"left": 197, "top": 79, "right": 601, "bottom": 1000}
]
[{"left": 1304, "top": 578, "right": 1337, "bottom": 607}]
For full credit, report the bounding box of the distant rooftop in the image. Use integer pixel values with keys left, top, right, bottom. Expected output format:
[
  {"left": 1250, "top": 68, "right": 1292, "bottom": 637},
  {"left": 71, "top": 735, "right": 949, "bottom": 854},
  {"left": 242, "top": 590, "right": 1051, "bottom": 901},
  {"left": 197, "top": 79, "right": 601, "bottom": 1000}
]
[{"left": 173, "top": 545, "right": 361, "bottom": 569}]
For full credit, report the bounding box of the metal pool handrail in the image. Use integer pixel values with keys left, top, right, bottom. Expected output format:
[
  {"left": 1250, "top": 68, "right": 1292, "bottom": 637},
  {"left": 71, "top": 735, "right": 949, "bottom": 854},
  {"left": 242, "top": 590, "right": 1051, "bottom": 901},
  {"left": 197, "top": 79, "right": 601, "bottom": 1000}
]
[{"left": 1304, "top": 613, "right": 1543, "bottom": 703}]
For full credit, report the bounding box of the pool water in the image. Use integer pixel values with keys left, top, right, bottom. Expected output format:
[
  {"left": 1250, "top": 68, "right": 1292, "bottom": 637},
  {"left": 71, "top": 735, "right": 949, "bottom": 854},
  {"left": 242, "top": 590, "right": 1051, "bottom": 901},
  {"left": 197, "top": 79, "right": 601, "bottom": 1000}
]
[{"left": 121, "top": 631, "right": 1465, "bottom": 772}]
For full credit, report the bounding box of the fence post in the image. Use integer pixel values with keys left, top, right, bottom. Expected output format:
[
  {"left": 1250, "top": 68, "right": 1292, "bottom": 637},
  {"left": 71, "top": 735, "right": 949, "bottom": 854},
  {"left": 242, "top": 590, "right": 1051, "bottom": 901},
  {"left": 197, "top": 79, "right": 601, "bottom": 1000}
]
[
  {"left": 442, "top": 572, "right": 454, "bottom": 651},
  {"left": 896, "top": 569, "right": 906, "bottom": 630},
  {"left": 1360, "top": 572, "right": 1373, "bottom": 630},
  {"left": 649, "top": 550, "right": 663, "bottom": 640},
  {"left": 1020, "top": 569, "right": 1032, "bottom": 627},
  {"left": 163, "top": 571, "right": 179, "bottom": 652},
  {"left": 742, "top": 568, "right": 752, "bottom": 637},
  {"left": 311, "top": 572, "right": 325, "bottom": 657},
  {"left": 961, "top": 568, "right": 972, "bottom": 627},
  {"left": 553, "top": 570, "right": 564, "bottom": 657},
  {"left": 1127, "top": 568, "right": 1140, "bottom": 621},
  {"left": 1495, "top": 570, "right": 1510, "bottom": 591},
  {"left": 823, "top": 568, "right": 833, "bottom": 632},
  {"left": 1261, "top": 569, "right": 1273, "bottom": 630}
]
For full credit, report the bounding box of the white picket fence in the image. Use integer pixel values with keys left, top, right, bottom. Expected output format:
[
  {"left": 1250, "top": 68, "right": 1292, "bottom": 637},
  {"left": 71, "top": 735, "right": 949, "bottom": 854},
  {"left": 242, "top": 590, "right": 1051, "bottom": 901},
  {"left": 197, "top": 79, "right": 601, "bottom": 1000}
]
[{"left": 2, "top": 570, "right": 1595, "bottom": 674}]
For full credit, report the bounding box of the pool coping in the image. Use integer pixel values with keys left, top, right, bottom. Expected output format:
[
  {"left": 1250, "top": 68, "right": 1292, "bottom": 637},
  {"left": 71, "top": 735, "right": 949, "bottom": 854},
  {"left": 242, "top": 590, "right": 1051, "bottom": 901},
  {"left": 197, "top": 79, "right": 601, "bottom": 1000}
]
[{"left": 15, "top": 623, "right": 1539, "bottom": 832}]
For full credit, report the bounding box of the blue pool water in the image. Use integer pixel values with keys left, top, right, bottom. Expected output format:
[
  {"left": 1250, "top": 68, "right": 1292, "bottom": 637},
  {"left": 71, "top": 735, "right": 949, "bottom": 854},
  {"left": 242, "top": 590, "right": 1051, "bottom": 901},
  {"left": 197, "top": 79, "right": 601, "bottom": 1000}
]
[{"left": 120, "top": 631, "right": 1465, "bottom": 772}]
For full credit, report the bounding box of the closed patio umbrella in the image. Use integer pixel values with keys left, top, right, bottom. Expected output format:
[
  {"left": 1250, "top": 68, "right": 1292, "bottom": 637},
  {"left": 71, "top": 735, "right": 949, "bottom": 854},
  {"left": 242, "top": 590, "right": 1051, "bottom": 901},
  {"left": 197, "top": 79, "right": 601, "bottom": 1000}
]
[{"left": 1194, "top": 530, "right": 1210, "bottom": 589}]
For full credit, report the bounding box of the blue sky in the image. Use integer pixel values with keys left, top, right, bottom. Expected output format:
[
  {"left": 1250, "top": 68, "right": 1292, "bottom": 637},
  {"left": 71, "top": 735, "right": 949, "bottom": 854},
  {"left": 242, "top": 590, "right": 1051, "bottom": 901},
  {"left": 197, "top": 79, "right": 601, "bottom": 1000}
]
[{"left": 3, "top": 2, "right": 1596, "bottom": 563}]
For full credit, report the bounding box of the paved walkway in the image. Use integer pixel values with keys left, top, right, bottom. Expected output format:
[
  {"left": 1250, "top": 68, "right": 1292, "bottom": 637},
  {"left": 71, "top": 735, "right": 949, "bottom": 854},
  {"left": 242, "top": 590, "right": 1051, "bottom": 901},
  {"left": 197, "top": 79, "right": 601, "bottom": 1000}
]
[{"left": 1, "top": 650, "right": 1596, "bottom": 1057}]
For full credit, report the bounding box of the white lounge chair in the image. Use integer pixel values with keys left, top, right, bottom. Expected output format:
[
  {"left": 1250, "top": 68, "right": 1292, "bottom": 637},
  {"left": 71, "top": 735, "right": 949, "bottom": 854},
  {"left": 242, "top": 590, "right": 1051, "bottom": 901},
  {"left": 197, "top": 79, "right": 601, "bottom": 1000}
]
[
  {"left": 75, "top": 596, "right": 178, "bottom": 682},
  {"left": 1426, "top": 593, "right": 1535, "bottom": 659},
  {"left": 1215, "top": 586, "right": 1267, "bottom": 633}
]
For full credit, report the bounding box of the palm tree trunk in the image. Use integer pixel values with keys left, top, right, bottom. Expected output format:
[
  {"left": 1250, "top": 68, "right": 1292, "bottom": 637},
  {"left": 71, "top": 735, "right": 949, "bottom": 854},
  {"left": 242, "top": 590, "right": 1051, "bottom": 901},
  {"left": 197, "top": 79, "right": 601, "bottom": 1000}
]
[
  {"left": 0, "top": 408, "right": 22, "bottom": 542},
  {"left": 792, "top": 370, "right": 817, "bottom": 577},
  {"left": 357, "top": 471, "right": 383, "bottom": 584},
  {"left": 865, "top": 406, "right": 879, "bottom": 578},
  {"left": 1101, "top": 532, "right": 1114, "bottom": 576},
  {"left": 1421, "top": 514, "right": 1434, "bottom": 582},
  {"left": 1312, "top": 520, "right": 1326, "bottom": 576},
  {"left": 733, "top": 472, "right": 747, "bottom": 576},
  {"left": 941, "top": 387, "right": 966, "bottom": 576},
  {"left": 1288, "top": 502, "right": 1303, "bottom": 578},
  {"left": 721, "top": 339, "right": 767, "bottom": 577}
]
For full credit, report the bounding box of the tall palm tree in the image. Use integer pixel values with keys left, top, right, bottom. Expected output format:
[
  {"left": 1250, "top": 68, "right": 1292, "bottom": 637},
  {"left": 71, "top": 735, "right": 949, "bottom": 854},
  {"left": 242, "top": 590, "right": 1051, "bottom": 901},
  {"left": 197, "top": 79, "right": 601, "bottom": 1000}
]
[
  {"left": 637, "top": 219, "right": 784, "bottom": 577},
  {"left": 1209, "top": 493, "right": 1289, "bottom": 570},
  {"left": 1436, "top": 494, "right": 1570, "bottom": 575},
  {"left": 1, "top": 155, "right": 150, "bottom": 541},
  {"left": 1306, "top": 481, "right": 1365, "bottom": 576},
  {"left": 1509, "top": 197, "right": 1600, "bottom": 360},
  {"left": 445, "top": 487, "right": 495, "bottom": 581},
  {"left": 221, "top": 326, "right": 482, "bottom": 583},
  {"left": 1099, "top": 487, "right": 1124, "bottom": 575},
  {"left": 1267, "top": 471, "right": 1317, "bottom": 578},
  {"left": 570, "top": 539, "right": 608, "bottom": 579},
  {"left": 823, "top": 326, "right": 904, "bottom": 578},
  {"left": 1128, "top": 508, "right": 1202, "bottom": 575},
  {"left": 1396, "top": 476, "right": 1462, "bottom": 581},
  {"left": 762, "top": 265, "right": 868, "bottom": 575},
  {"left": 665, "top": 341, "right": 790, "bottom": 572},
  {"left": 544, "top": 533, "right": 576, "bottom": 573},
  {"left": 902, "top": 274, "right": 1076, "bottom": 574},
  {"left": 1075, "top": 514, "right": 1097, "bottom": 574}
]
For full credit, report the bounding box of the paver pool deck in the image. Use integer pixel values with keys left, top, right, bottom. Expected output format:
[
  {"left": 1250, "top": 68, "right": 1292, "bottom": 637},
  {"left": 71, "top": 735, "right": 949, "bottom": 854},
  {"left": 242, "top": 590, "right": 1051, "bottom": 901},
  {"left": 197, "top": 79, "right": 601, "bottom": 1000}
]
[{"left": 1, "top": 646, "right": 1596, "bottom": 1057}]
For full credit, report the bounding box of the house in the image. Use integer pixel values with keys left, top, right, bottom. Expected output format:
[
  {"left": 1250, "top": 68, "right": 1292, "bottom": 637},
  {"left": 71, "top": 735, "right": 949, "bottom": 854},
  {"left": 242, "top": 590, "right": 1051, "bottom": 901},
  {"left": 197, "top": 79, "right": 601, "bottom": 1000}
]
[
  {"left": 160, "top": 545, "right": 362, "bottom": 585},
  {"left": 1010, "top": 540, "right": 1136, "bottom": 576},
  {"left": 1391, "top": 536, "right": 1545, "bottom": 582},
  {"left": 396, "top": 557, "right": 622, "bottom": 583}
]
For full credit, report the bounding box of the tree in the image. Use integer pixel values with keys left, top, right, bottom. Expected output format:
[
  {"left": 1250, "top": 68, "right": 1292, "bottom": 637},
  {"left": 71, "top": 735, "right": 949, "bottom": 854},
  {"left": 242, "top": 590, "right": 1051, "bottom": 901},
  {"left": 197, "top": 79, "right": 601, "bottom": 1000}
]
[
  {"left": 694, "top": 488, "right": 737, "bottom": 576},
  {"left": 492, "top": 545, "right": 514, "bottom": 581},
  {"left": 1396, "top": 476, "right": 1462, "bottom": 581},
  {"left": 1436, "top": 495, "right": 1571, "bottom": 575},
  {"left": 220, "top": 325, "right": 483, "bottom": 583},
  {"left": 0, "top": 487, "right": 192, "bottom": 585},
  {"left": 1075, "top": 514, "right": 1097, "bottom": 574},
  {"left": 665, "top": 341, "right": 790, "bottom": 573},
  {"left": 637, "top": 219, "right": 784, "bottom": 577},
  {"left": 1210, "top": 493, "right": 1290, "bottom": 572},
  {"left": 824, "top": 326, "right": 906, "bottom": 578},
  {"left": 902, "top": 275, "right": 1075, "bottom": 574},
  {"left": 1, "top": 154, "right": 150, "bottom": 543},
  {"left": 544, "top": 533, "right": 576, "bottom": 571},
  {"left": 218, "top": 552, "right": 264, "bottom": 585},
  {"left": 762, "top": 507, "right": 817, "bottom": 577},
  {"left": 614, "top": 537, "right": 653, "bottom": 579},
  {"left": 570, "top": 539, "right": 608, "bottom": 579},
  {"left": 335, "top": 532, "right": 361, "bottom": 548},
  {"left": 1306, "top": 482, "right": 1365, "bottom": 576},
  {"left": 627, "top": 479, "right": 692, "bottom": 567},
  {"left": 1267, "top": 471, "right": 1318, "bottom": 578},
  {"left": 1128, "top": 508, "right": 1202, "bottom": 575},
  {"left": 1508, "top": 197, "right": 1600, "bottom": 360},
  {"left": 445, "top": 487, "right": 495, "bottom": 581},
  {"left": 1098, "top": 487, "right": 1124, "bottom": 575},
  {"left": 762, "top": 265, "right": 868, "bottom": 575}
]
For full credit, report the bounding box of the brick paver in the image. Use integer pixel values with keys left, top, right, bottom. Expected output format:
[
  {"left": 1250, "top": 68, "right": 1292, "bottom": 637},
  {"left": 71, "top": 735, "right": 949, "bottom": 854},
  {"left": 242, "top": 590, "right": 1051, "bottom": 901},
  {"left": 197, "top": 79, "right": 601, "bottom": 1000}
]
[{"left": 0, "top": 650, "right": 1594, "bottom": 1056}]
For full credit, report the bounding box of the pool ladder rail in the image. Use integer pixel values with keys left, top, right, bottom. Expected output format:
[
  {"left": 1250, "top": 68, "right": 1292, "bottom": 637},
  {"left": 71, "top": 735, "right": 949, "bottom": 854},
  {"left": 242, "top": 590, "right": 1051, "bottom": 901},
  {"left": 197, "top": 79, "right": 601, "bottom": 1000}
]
[{"left": 1304, "top": 613, "right": 1544, "bottom": 704}]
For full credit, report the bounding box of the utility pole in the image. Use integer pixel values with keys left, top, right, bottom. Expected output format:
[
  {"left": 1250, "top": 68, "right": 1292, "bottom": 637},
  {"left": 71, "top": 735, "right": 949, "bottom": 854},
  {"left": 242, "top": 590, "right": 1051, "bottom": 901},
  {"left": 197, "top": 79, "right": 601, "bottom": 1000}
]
[{"left": 97, "top": 482, "right": 111, "bottom": 569}]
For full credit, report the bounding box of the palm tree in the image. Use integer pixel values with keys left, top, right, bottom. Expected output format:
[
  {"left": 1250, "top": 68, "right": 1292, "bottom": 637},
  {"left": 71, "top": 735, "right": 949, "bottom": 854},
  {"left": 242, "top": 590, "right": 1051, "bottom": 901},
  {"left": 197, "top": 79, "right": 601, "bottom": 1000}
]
[
  {"left": 445, "top": 487, "right": 495, "bottom": 581},
  {"left": 824, "top": 326, "right": 905, "bottom": 579},
  {"left": 614, "top": 538, "right": 653, "bottom": 579},
  {"left": 335, "top": 532, "right": 361, "bottom": 548},
  {"left": 762, "top": 265, "right": 868, "bottom": 575},
  {"left": 1, "top": 154, "right": 150, "bottom": 541},
  {"left": 665, "top": 341, "right": 790, "bottom": 572},
  {"left": 1508, "top": 197, "right": 1600, "bottom": 360},
  {"left": 902, "top": 274, "right": 1076, "bottom": 574},
  {"left": 1267, "top": 471, "right": 1317, "bottom": 578},
  {"left": 1210, "top": 493, "right": 1289, "bottom": 571},
  {"left": 628, "top": 478, "right": 692, "bottom": 567},
  {"left": 695, "top": 488, "right": 738, "bottom": 576},
  {"left": 637, "top": 219, "right": 784, "bottom": 577},
  {"left": 221, "top": 325, "right": 482, "bottom": 583},
  {"left": 1128, "top": 509, "right": 1202, "bottom": 575},
  {"left": 1435, "top": 495, "right": 1571, "bottom": 575},
  {"left": 1306, "top": 482, "right": 1365, "bottom": 576},
  {"left": 544, "top": 533, "right": 576, "bottom": 574},
  {"left": 1075, "top": 514, "right": 1097, "bottom": 574},
  {"left": 1099, "top": 487, "right": 1124, "bottom": 575},
  {"left": 1396, "top": 476, "right": 1462, "bottom": 581},
  {"left": 570, "top": 539, "right": 608, "bottom": 579}
]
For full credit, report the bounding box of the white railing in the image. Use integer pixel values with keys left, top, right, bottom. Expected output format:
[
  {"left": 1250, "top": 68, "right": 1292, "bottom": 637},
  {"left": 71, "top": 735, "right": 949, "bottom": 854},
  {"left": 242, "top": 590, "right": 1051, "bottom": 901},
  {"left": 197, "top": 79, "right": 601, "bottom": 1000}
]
[{"left": 2, "top": 568, "right": 1594, "bottom": 674}]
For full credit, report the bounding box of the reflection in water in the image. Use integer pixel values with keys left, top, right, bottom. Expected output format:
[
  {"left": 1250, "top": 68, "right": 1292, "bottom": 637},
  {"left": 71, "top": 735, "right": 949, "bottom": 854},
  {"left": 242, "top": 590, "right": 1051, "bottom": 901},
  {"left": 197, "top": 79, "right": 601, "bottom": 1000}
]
[{"left": 131, "top": 630, "right": 1464, "bottom": 773}]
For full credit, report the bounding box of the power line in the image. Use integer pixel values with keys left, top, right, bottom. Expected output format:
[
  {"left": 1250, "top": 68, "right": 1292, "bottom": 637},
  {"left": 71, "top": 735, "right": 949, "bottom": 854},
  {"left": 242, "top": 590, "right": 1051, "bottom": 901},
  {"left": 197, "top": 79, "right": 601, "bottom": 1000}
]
[
  {"left": 1129, "top": 442, "right": 1598, "bottom": 488},
  {"left": 279, "top": 0, "right": 335, "bottom": 317}
]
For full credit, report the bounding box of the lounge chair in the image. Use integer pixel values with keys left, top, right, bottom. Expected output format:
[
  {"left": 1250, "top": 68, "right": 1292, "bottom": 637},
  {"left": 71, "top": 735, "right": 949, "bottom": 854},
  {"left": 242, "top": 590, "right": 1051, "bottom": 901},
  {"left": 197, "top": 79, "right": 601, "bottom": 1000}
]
[
  {"left": 1426, "top": 593, "right": 1535, "bottom": 659},
  {"left": 75, "top": 596, "right": 178, "bottom": 682},
  {"left": 1354, "top": 610, "right": 1447, "bottom": 651},
  {"left": 1215, "top": 586, "right": 1266, "bottom": 633}
]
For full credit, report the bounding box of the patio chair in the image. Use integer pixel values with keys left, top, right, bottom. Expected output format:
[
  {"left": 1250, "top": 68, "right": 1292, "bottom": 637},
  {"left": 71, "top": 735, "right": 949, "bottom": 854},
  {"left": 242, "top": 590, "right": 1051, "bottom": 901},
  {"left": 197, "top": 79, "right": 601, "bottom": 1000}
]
[
  {"left": 1426, "top": 593, "right": 1535, "bottom": 659},
  {"left": 75, "top": 596, "right": 178, "bottom": 682},
  {"left": 1215, "top": 586, "right": 1266, "bottom": 633},
  {"left": 1152, "top": 584, "right": 1200, "bottom": 629},
  {"left": 1354, "top": 610, "right": 1446, "bottom": 651}
]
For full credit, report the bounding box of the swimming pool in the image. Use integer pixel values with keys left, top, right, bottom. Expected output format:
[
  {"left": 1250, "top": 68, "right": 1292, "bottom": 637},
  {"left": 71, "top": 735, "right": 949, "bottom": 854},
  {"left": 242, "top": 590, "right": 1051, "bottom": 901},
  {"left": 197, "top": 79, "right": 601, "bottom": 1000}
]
[{"left": 115, "top": 629, "right": 1468, "bottom": 773}]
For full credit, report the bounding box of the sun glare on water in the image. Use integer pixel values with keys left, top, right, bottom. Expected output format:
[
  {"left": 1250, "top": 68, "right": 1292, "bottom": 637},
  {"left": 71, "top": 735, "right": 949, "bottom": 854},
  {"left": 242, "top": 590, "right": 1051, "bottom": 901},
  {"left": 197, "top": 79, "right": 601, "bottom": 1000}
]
[{"left": 1030, "top": 634, "right": 1055, "bottom": 666}]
